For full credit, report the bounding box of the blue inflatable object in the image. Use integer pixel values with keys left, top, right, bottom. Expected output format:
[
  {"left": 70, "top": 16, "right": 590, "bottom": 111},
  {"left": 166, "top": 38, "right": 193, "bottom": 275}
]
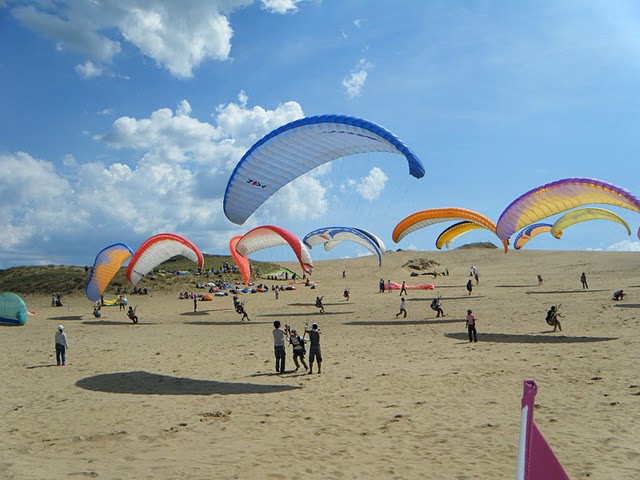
[{"left": 0, "top": 292, "right": 27, "bottom": 326}]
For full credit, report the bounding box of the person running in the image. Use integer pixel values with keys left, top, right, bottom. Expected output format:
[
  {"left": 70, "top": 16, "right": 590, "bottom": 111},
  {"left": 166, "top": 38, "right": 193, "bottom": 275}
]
[
  {"left": 272, "top": 321, "right": 287, "bottom": 373},
  {"left": 430, "top": 297, "right": 444, "bottom": 317},
  {"left": 315, "top": 296, "right": 325, "bottom": 314},
  {"left": 399, "top": 281, "right": 407, "bottom": 296},
  {"left": 466, "top": 279, "right": 473, "bottom": 295},
  {"left": 343, "top": 288, "right": 350, "bottom": 301},
  {"left": 235, "top": 302, "right": 250, "bottom": 321},
  {"left": 286, "top": 326, "right": 308, "bottom": 372},
  {"left": 537, "top": 274, "right": 543, "bottom": 285},
  {"left": 55, "top": 325, "right": 68, "bottom": 366},
  {"left": 305, "top": 323, "right": 322, "bottom": 374},
  {"left": 546, "top": 306, "right": 563, "bottom": 332},
  {"left": 465, "top": 309, "right": 478, "bottom": 342},
  {"left": 396, "top": 297, "right": 407, "bottom": 318},
  {"left": 580, "top": 272, "right": 589, "bottom": 289}
]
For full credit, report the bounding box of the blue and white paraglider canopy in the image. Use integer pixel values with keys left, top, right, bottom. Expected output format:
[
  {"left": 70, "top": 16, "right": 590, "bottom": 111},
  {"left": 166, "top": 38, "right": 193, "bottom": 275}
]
[{"left": 223, "top": 114, "right": 425, "bottom": 225}]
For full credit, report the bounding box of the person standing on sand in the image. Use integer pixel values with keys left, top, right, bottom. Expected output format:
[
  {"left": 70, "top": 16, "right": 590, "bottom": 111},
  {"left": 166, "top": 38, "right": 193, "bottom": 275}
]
[
  {"left": 465, "top": 309, "right": 477, "bottom": 342},
  {"left": 387, "top": 279, "right": 392, "bottom": 293},
  {"left": 396, "top": 297, "right": 407, "bottom": 318},
  {"left": 286, "top": 326, "right": 308, "bottom": 372},
  {"left": 55, "top": 325, "right": 68, "bottom": 366},
  {"left": 399, "top": 281, "right": 407, "bottom": 296},
  {"left": 379, "top": 279, "right": 385, "bottom": 293},
  {"left": 272, "top": 321, "right": 287, "bottom": 373},
  {"left": 466, "top": 279, "right": 473, "bottom": 295},
  {"left": 580, "top": 272, "right": 588, "bottom": 289},
  {"left": 193, "top": 296, "right": 198, "bottom": 312},
  {"left": 305, "top": 323, "right": 322, "bottom": 374}
]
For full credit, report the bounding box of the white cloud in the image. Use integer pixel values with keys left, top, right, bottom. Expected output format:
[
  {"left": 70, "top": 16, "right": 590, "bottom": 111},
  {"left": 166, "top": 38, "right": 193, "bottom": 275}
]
[
  {"left": 353, "top": 19, "right": 361, "bottom": 28},
  {"left": 98, "top": 107, "right": 115, "bottom": 116},
  {"left": 606, "top": 239, "right": 640, "bottom": 252},
  {"left": 351, "top": 167, "right": 388, "bottom": 201},
  {"left": 75, "top": 60, "right": 104, "bottom": 78},
  {"left": 342, "top": 58, "right": 372, "bottom": 98},
  {"left": 10, "top": 1, "right": 302, "bottom": 78},
  {"left": 260, "top": 0, "right": 301, "bottom": 14},
  {"left": 0, "top": 96, "right": 307, "bottom": 266}
]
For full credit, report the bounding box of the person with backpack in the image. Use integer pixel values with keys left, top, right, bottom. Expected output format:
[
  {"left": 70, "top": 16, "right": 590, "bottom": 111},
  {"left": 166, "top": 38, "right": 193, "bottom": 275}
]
[
  {"left": 315, "top": 296, "right": 325, "bottom": 314},
  {"left": 466, "top": 279, "right": 473, "bottom": 295},
  {"left": 286, "top": 326, "right": 308, "bottom": 371},
  {"left": 546, "top": 305, "right": 563, "bottom": 332},
  {"left": 430, "top": 297, "right": 444, "bottom": 317}
]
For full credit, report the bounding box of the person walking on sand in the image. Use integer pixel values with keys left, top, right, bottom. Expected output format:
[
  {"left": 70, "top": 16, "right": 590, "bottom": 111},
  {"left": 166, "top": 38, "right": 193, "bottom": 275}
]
[
  {"left": 399, "top": 281, "right": 407, "bottom": 296},
  {"left": 55, "top": 325, "right": 68, "bottom": 366},
  {"left": 343, "top": 288, "right": 350, "bottom": 301},
  {"left": 474, "top": 271, "right": 479, "bottom": 285},
  {"left": 272, "top": 320, "right": 287, "bottom": 373},
  {"left": 396, "top": 297, "right": 407, "bottom": 318},
  {"left": 466, "top": 279, "right": 473, "bottom": 295},
  {"left": 286, "top": 326, "right": 308, "bottom": 372},
  {"left": 580, "top": 272, "right": 588, "bottom": 289},
  {"left": 537, "top": 274, "right": 543, "bottom": 285},
  {"left": 315, "top": 296, "right": 325, "bottom": 314},
  {"left": 465, "top": 309, "right": 478, "bottom": 342},
  {"left": 305, "top": 323, "right": 322, "bottom": 374},
  {"left": 193, "top": 296, "right": 198, "bottom": 312}
]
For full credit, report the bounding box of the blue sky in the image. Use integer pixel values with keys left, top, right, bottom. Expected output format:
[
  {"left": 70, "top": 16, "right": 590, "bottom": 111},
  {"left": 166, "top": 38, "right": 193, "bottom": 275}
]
[{"left": 2, "top": 0, "right": 640, "bottom": 268}]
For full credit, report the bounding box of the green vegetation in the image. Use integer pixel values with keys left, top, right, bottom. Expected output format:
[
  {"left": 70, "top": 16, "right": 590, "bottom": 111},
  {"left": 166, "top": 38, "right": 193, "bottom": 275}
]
[{"left": 0, "top": 254, "right": 282, "bottom": 295}]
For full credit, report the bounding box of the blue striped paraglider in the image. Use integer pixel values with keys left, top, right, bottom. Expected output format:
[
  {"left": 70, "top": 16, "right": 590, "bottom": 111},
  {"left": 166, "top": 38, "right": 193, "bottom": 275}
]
[
  {"left": 224, "top": 115, "right": 425, "bottom": 225},
  {"left": 303, "top": 226, "right": 385, "bottom": 266}
]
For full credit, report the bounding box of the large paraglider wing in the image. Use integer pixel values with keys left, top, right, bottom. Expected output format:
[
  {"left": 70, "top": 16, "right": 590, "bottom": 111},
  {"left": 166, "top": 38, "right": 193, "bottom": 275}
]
[
  {"left": 229, "top": 236, "right": 251, "bottom": 287},
  {"left": 223, "top": 115, "right": 425, "bottom": 225},
  {"left": 303, "top": 226, "right": 383, "bottom": 266},
  {"left": 435, "top": 221, "right": 485, "bottom": 250},
  {"left": 0, "top": 292, "right": 27, "bottom": 326},
  {"left": 86, "top": 243, "right": 133, "bottom": 302},
  {"left": 354, "top": 228, "right": 386, "bottom": 252},
  {"left": 236, "top": 225, "right": 313, "bottom": 275},
  {"left": 549, "top": 207, "right": 631, "bottom": 239},
  {"left": 513, "top": 223, "right": 553, "bottom": 250},
  {"left": 126, "top": 233, "right": 204, "bottom": 286},
  {"left": 496, "top": 178, "right": 640, "bottom": 240}
]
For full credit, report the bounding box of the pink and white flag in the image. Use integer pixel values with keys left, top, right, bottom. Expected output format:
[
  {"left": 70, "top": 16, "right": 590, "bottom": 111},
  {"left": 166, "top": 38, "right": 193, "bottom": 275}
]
[{"left": 516, "top": 380, "right": 570, "bottom": 480}]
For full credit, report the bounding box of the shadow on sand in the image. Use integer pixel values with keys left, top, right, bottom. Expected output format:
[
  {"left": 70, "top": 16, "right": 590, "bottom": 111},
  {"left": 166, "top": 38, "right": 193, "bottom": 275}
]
[
  {"left": 526, "top": 289, "right": 607, "bottom": 295},
  {"left": 82, "top": 321, "right": 158, "bottom": 326},
  {"left": 75, "top": 370, "right": 302, "bottom": 395},
  {"left": 179, "top": 311, "right": 212, "bottom": 316},
  {"left": 613, "top": 303, "right": 640, "bottom": 309},
  {"left": 408, "top": 296, "right": 484, "bottom": 302},
  {"left": 495, "top": 284, "right": 540, "bottom": 288},
  {"left": 345, "top": 318, "right": 465, "bottom": 326},
  {"left": 48, "top": 315, "right": 84, "bottom": 321},
  {"left": 258, "top": 311, "right": 355, "bottom": 317},
  {"left": 445, "top": 332, "right": 617, "bottom": 344},
  {"left": 184, "top": 320, "right": 270, "bottom": 325}
]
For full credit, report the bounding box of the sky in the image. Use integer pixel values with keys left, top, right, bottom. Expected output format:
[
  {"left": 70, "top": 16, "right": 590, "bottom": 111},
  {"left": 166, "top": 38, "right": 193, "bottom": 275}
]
[{"left": 2, "top": 0, "right": 640, "bottom": 269}]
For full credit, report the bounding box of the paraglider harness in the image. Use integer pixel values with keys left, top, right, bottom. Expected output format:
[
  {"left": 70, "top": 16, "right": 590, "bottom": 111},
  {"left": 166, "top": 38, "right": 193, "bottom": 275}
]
[
  {"left": 545, "top": 305, "right": 561, "bottom": 326},
  {"left": 127, "top": 306, "right": 138, "bottom": 324},
  {"left": 430, "top": 297, "right": 441, "bottom": 311}
]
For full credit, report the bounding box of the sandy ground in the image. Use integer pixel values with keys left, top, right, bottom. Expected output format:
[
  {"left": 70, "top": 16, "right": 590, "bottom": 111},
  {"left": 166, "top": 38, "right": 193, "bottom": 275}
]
[{"left": 2, "top": 248, "right": 640, "bottom": 479}]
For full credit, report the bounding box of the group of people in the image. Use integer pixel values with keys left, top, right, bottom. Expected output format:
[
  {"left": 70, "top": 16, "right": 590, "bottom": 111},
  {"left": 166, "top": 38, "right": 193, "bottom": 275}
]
[{"left": 272, "top": 321, "right": 322, "bottom": 374}]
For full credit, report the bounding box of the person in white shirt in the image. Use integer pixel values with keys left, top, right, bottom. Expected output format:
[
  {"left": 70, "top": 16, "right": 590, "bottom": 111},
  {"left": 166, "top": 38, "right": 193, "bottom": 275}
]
[
  {"left": 55, "top": 325, "right": 68, "bottom": 366},
  {"left": 272, "top": 321, "right": 287, "bottom": 373}
]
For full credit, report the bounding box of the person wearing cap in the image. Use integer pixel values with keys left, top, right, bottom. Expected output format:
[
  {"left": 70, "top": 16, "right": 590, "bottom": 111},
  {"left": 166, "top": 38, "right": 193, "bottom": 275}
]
[
  {"left": 305, "top": 323, "right": 322, "bottom": 374},
  {"left": 465, "top": 309, "right": 477, "bottom": 343},
  {"left": 55, "top": 325, "right": 69, "bottom": 366}
]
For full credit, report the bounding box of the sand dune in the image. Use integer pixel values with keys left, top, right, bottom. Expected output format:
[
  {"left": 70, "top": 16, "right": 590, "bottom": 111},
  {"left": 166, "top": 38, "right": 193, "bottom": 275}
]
[{"left": 2, "top": 248, "right": 640, "bottom": 479}]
